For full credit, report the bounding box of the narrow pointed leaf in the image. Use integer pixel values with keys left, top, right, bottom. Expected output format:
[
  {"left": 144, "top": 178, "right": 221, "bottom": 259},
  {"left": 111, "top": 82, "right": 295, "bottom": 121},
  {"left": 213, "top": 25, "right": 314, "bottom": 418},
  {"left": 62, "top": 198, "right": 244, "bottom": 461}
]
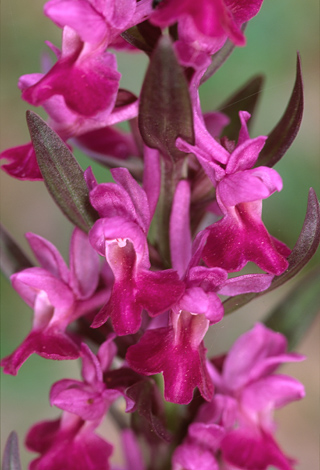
[
  {"left": 256, "top": 54, "right": 303, "bottom": 167},
  {"left": 224, "top": 188, "right": 320, "bottom": 314},
  {"left": 2, "top": 432, "right": 22, "bottom": 470},
  {"left": 218, "top": 75, "right": 265, "bottom": 140},
  {"left": 264, "top": 266, "right": 320, "bottom": 350},
  {"left": 121, "top": 21, "right": 162, "bottom": 56},
  {"left": 0, "top": 224, "right": 33, "bottom": 279},
  {"left": 27, "top": 111, "right": 99, "bottom": 233},
  {"left": 139, "top": 36, "right": 194, "bottom": 163},
  {"left": 127, "top": 379, "right": 172, "bottom": 443}
]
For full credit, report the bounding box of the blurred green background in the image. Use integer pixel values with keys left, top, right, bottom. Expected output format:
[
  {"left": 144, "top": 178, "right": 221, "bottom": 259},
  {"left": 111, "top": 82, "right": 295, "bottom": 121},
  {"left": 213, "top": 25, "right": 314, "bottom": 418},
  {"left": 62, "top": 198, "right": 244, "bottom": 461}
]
[{"left": 1, "top": 0, "right": 319, "bottom": 468}]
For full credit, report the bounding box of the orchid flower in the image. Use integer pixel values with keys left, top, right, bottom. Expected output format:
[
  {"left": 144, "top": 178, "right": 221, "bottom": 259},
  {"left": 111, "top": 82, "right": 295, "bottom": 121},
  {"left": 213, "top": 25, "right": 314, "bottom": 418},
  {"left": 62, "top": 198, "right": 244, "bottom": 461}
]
[
  {"left": 182, "top": 324, "right": 306, "bottom": 470},
  {"left": 26, "top": 412, "right": 113, "bottom": 470},
  {"left": 150, "top": 0, "right": 264, "bottom": 54},
  {"left": 21, "top": 27, "right": 120, "bottom": 118},
  {"left": 177, "top": 111, "right": 291, "bottom": 275},
  {"left": 88, "top": 167, "right": 184, "bottom": 335},
  {"left": 1, "top": 228, "right": 107, "bottom": 375},
  {"left": 126, "top": 181, "right": 274, "bottom": 404}
]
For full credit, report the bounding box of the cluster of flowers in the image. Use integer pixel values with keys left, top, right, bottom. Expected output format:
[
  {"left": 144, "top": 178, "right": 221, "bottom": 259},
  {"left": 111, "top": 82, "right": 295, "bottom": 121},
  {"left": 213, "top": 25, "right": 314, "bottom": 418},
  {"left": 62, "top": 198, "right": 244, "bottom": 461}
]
[{"left": 1, "top": 1, "right": 316, "bottom": 469}]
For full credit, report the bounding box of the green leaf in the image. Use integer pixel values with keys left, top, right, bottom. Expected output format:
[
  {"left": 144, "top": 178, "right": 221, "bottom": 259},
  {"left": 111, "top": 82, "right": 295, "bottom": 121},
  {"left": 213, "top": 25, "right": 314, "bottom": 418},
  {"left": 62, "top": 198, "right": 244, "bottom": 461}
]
[
  {"left": 139, "top": 36, "right": 194, "bottom": 163},
  {"left": 2, "top": 432, "right": 22, "bottom": 470},
  {"left": 224, "top": 188, "right": 320, "bottom": 314},
  {"left": 256, "top": 54, "right": 303, "bottom": 167},
  {"left": 27, "top": 111, "right": 99, "bottom": 233},
  {"left": 218, "top": 75, "right": 265, "bottom": 141},
  {"left": 264, "top": 266, "right": 320, "bottom": 350},
  {"left": 128, "top": 379, "right": 172, "bottom": 443},
  {"left": 0, "top": 224, "right": 33, "bottom": 279}
]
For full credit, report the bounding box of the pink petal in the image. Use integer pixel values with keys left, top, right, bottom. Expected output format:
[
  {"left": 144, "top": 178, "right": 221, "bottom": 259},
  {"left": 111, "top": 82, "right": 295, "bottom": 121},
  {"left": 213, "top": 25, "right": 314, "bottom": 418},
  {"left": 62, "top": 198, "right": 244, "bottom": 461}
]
[
  {"left": 0, "top": 142, "right": 42, "bottom": 181},
  {"left": 127, "top": 313, "right": 213, "bottom": 404},
  {"left": 22, "top": 33, "right": 120, "bottom": 117},
  {"left": 241, "top": 374, "right": 305, "bottom": 415},
  {"left": 222, "top": 324, "right": 288, "bottom": 391},
  {"left": 26, "top": 415, "right": 113, "bottom": 470},
  {"left": 118, "top": 429, "right": 144, "bottom": 470},
  {"left": 225, "top": 0, "right": 264, "bottom": 24},
  {"left": 202, "top": 202, "right": 290, "bottom": 275},
  {"left": 69, "top": 228, "right": 100, "bottom": 299},
  {"left": 74, "top": 125, "right": 138, "bottom": 160},
  {"left": 50, "top": 382, "right": 109, "bottom": 421},
  {"left": 221, "top": 427, "right": 295, "bottom": 470},
  {"left": 187, "top": 266, "right": 228, "bottom": 291},
  {"left": 111, "top": 167, "right": 150, "bottom": 232},
  {"left": 1, "top": 330, "right": 79, "bottom": 375},
  {"left": 143, "top": 145, "right": 161, "bottom": 220},
  {"left": 80, "top": 343, "right": 103, "bottom": 385},
  {"left": 173, "top": 442, "right": 219, "bottom": 470},
  {"left": 170, "top": 180, "right": 192, "bottom": 276},
  {"left": 26, "top": 233, "right": 69, "bottom": 284},
  {"left": 188, "top": 422, "right": 226, "bottom": 453},
  {"left": 218, "top": 167, "right": 283, "bottom": 207},
  {"left": 218, "top": 273, "right": 273, "bottom": 296},
  {"left": 97, "top": 335, "right": 117, "bottom": 373},
  {"left": 136, "top": 269, "right": 184, "bottom": 316},
  {"left": 44, "top": 0, "right": 108, "bottom": 44},
  {"left": 226, "top": 136, "right": 267, "bottom": 174},
  {"left": 103, "top": 0, "right": 137, "bottom": 29},
  {"left": 91, "top": 275, "right": 141, "bottom": 334},
  {"left": 12, "top": 267, "right": 74, "bottom": 308}
]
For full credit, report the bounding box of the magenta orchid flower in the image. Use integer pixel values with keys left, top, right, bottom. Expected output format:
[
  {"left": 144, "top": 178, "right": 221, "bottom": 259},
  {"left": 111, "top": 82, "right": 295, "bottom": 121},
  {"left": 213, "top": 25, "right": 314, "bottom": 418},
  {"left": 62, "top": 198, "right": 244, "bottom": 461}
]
[
  {"left": 19, "top": 69, "right": 138, "bottom": 141},
  {"left": 1, "top": 83, "right": 139, "bottom": 182},
  {"left": 88, "top": 167, "right": 184, "bottom": 335},
  {"left": 44, "top": 0, "right": 151, "bottom": 47},
  {"left": 1, "top": 229, "right": 107, "bottom": 375},
  {"left": 172, "top": 422, "right": 224, "bottom": 470},
  {"left": 21, "top": 27, "right": 120, "bottom": 117},
  {"left": 177, "top": 111, "right": 291, "bottom": 275},
  {"left": 126, "top": 181, "right": 273, "bottom": 404},
  {"left": 190, "top": 323, "right": 306, "bottom": 470},
  {"left": 26, "top": 412, "right": 113, "bottom": 470},
  {"left": 50, "top": 338, "right": 120, "bottom": 421},
  {"left": 150, "top": 0, "right": 264, "bottom": 54}
]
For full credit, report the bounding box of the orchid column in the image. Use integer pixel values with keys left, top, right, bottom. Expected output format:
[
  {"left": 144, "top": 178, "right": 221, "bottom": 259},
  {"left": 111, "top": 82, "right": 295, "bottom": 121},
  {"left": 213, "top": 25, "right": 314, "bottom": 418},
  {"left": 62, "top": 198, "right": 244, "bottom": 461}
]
[{"left": 1, "top": 1, "right": 320, "bottom": 470}]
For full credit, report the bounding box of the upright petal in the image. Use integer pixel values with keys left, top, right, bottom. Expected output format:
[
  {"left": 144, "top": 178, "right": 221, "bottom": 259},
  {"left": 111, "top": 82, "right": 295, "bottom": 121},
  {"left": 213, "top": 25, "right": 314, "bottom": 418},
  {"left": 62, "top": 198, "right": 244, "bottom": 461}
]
[
  {"left": 69, "top": 228, "right": 100, "bottom": 300},
  {"left": 170, "top": 180, "right": 192, "bottom": 277}
]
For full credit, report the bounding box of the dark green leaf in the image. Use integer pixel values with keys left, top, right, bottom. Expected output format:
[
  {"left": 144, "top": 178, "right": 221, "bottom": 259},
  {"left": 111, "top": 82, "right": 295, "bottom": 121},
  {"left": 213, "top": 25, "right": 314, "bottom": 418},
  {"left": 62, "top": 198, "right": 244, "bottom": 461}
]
[
  {"left": 127, "top": 379, "right": 172, "bottom": 443},
  {"left": 27, "top": 111, "right": 99, "bottom": 233},
  {"left": 0, "top": 224, "right": 33, "bottom": 279},
  {"left": 121, "top": 20, "right": 162, "bottom": 56},
  {"left": 139, "top": 36, "right": 194, "bottom": 163},
  {"left": 256, "top": 54, "right": 303, "bottom": 167},
  {"left": 2, "top": 432, "right": 22, "bottom": 470},
  {"left": 224, "top": 188, "right": 320, "bottom": 314},
  {"left": 218, "top": 75, "right": 265, "bottom": 141},
  {"left": 264, "top": 266, "right": 320, "bottom": 350}
]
